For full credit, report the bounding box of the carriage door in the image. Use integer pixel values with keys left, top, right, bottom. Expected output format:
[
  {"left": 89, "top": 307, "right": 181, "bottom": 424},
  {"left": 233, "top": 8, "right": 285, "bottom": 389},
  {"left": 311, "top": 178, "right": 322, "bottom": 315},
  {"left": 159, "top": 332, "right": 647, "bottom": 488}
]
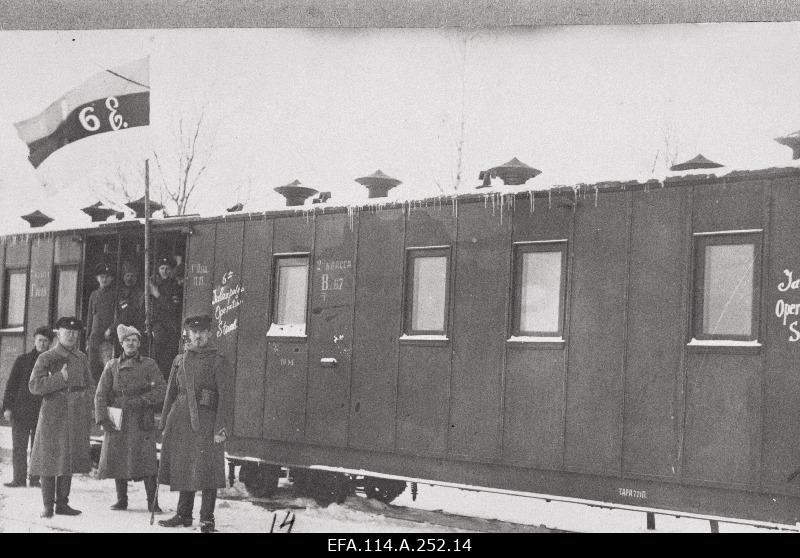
[{"left": 305, "top": 213, "right": 357, "bottom": 447}]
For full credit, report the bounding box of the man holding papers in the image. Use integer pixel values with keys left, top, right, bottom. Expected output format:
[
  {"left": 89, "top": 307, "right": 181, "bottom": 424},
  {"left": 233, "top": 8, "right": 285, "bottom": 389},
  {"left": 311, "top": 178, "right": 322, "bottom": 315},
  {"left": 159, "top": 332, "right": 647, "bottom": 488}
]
[{"left": 94, "top": 324, "right": 166, "bottom": 512}]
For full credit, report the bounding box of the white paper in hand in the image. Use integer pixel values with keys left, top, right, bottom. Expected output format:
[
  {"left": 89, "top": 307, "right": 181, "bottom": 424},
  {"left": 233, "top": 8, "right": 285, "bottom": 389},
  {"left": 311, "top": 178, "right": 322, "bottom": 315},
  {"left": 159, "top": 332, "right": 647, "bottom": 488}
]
[{"left": 107, "top": 407, "right": 123, "bottom": 430}]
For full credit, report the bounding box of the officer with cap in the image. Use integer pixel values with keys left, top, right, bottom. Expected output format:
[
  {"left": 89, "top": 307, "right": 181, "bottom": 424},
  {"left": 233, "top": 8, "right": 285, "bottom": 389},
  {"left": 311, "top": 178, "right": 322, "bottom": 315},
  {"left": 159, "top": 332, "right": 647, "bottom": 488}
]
[
  {"left": 86, "top": 262, "right": 117, "bottom": 384},
  {"left": 113, "top": 261, "right": 145, "bottom": 354},
  {"left": 149, "top": 256, "right": 183, "bottom": 377},
  {"left": 158, "top": 313, "right": 231, "bottom": 533},
  {"left": 29, "top": 316, "right": 94, "bottom": 518}
]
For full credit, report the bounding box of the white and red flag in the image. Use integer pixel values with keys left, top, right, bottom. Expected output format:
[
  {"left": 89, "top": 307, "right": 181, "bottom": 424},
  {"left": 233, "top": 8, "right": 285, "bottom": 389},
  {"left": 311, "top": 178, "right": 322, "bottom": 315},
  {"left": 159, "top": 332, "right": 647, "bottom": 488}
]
[{"left": 14, "top": 57, "right": 150, "bottom": 168}]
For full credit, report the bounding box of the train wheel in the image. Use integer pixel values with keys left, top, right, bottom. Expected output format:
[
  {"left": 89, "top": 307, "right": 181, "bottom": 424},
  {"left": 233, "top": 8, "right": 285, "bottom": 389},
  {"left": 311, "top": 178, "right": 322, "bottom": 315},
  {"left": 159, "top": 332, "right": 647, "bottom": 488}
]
[
  {"left": 363, "top": 477, "right": 407, "bottom": 504},
  {"left": 239, "top": 463, "right": 280, "bottom": 498},
  {"left": 292, "top": 469, "right": 351, "bottom": 506}
]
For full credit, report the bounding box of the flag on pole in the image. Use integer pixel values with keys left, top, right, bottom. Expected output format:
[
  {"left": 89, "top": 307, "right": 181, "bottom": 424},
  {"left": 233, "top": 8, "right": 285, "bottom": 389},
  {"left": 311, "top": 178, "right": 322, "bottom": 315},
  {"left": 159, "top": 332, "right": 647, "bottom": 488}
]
[{"left": 14, "top": 57, "right": 150, "bottom": 168}]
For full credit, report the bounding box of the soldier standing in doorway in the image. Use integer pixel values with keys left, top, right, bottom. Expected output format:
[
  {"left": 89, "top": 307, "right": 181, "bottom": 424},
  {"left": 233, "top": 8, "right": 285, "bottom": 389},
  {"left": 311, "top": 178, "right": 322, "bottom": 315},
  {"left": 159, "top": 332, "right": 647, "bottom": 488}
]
[
  {"left": 149, "top": 256, "right": 183, "bottom": 378},
  {"left": 28, "top": 317, "right": 94, "bottom": 518},
  {"left": 158, "top": 314, "right": 231, "bottom": 533},
  {"left": 2, "top": 326, "right": 53, "bottom": 488},
  {"left": 86, "top": 263, "right": 116, "bottom": 384},
  {"left": 113, "top": 261, "right": 146, "bottom": 353}
]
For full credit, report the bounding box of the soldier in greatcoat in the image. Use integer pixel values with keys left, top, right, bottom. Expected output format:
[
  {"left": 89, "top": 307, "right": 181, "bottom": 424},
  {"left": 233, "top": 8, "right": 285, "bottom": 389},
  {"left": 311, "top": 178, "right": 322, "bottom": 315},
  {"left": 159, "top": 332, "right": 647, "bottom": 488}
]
[
  {"left": 158, "top": 314, "right": 231, "bottom": 533},
  {"left": 2, "top": 325, "right": 53, "bottom": 487},
  {"left": 113, "top": 261, "right": 146, "bottom": 354},
  {"left": 28, "top": 316, "right": 94, "bottom": 518},
  {"left": 148, "top": 256, "right": 183, "bottom": 377},
  {"left": 86, "top": 263, "right": 117, "bottom": 383},
  {"left": 95, "top": 324, "right": 166, "bottom": 512}
]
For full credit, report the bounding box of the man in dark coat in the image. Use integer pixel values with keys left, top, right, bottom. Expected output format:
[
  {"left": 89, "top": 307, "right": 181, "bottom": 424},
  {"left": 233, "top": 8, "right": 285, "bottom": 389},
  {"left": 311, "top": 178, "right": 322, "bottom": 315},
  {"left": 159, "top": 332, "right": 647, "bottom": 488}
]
[
  {"left": 95, "top": 324, "right": 166, "bottom": 512},
  {"left": 158, "top": 314, "right": 231, "bottom": 533},
  {"left": 29, "top": 316, "right": 94, "bottom": 518},
  {"left": 2, "top": 326, "right": 53, "bottom": 487},
  {"left": 113, "top": 261, "right": 146, "bottom": 354},
  {"left": 149, "top": 256, "right": 183, "bottom": 378},
  {"left": 86, "top": 263, "right": 116, "bottom": 384}
]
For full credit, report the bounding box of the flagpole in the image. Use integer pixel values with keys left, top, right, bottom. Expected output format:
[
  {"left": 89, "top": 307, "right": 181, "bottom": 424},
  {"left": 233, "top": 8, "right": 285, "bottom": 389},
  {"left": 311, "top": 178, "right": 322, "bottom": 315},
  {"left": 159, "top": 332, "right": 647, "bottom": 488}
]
[{"left": 144, "top": 159, "right": 152, "bottom": 356}]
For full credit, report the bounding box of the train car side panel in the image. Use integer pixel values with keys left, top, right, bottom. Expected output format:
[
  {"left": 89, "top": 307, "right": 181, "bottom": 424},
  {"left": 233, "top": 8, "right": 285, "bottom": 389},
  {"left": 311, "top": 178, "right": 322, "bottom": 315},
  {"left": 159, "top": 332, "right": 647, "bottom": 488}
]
[
  {"left": 25, "top": 237, "right": 54, "bottom": 349},
  {"left": 762, "top": 178, "right": 800, "bottom": 491},
  {"left": 54, "top": 235, "right": 82, "bottom": 265},
  {"left": 564, "top": 192, "right": 629, "bottom": 474},
  {"left": 622, "top": 187, "right": 689, "bottom": 479},
  {"left": 234, "top": 219, "right": 272, "bottom": 438},
  {"left": 449, "top": 203, "right": 510, "bottom": 460},
  {"left": 349, "top": 209, "right": 404, "bottom": 451},
  {"left": 183, "top": 224, "right": 217, "bottom": 317},
  {"left": 264, "top": 216, "right": 314, "bottom": 441},
  {"left": 306, "top": 213, "right": 357, "bottom": 447}
]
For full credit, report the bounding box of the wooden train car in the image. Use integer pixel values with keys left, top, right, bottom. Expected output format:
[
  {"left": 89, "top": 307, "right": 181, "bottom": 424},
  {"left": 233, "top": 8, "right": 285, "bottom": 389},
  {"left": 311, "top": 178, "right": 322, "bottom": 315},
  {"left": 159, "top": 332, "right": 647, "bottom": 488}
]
[{"left": 3, "top": 166, "right": 800, "bottom": 525}]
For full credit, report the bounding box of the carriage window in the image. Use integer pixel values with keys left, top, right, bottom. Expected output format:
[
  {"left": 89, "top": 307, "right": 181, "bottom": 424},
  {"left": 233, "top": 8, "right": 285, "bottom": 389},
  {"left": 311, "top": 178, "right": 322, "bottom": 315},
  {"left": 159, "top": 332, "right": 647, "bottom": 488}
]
[
  {"left": 404, "top": 248, "right": 450, "bottom": 336},
  {"left": 269, "top": 256, "right": 309, "bottom": 336},
  {"left": 54, "top": 267, "right": 78, "bottom": 320},
  {"left": 513, "top": 243, "right": 566, "bottom": 337},
  {"left": 3, "top": 270, "right": 27, "bottom": 328},
  {"left": 693, "top": 233, "right": 760, "bottom": 341}
]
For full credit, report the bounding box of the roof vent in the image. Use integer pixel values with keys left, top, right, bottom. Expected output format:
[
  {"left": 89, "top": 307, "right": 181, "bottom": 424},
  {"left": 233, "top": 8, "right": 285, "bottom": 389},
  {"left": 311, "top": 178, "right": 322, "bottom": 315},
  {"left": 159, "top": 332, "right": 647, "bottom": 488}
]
[
  {"left": 355, "top": 170, "right": 401, "bottom": 198},
  {"left": 21, "top": 209, "right": 53, "bottom": 228},
  {"left": 775, "top": 131, "right": 800, "bottom": 159},
  {"left": 126, "top": 196, "right": 164, "bottom": 218},
  {"left": 81, "top": 201, "right": 116, "bottom": 222},
  {"left": 669, "top": 154, "right": 723, "bottom": 171},
  {"left": 478, "top": 157, "right": 541, "bottom": 188},
  {"left": 312, "top": 192, "right": 332, "bottom": 204},
  {"left": 274, "top": 179, "right": 318, "bottom": 207},
  {"left": 226, "top": 203, "right": 244, "bottom": 213}
]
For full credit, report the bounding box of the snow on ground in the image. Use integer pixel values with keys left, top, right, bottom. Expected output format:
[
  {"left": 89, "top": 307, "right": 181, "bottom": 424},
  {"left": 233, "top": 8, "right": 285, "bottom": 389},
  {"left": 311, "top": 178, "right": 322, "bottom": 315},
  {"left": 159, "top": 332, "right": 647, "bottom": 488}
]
[{"left": 0, "top": 425, "right": 791, "bottom": 533}]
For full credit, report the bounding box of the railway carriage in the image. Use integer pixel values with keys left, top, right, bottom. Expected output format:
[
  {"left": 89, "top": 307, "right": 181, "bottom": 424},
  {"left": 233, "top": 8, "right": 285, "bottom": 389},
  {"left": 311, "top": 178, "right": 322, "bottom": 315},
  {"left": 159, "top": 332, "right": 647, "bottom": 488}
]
[{"left": 3, "top": 165, "right": 800, "bottom": 526}]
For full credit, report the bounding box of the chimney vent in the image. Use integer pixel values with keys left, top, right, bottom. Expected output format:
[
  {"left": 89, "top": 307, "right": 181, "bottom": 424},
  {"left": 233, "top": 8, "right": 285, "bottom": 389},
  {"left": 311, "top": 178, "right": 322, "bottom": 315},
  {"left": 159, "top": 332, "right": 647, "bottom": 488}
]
[
  {"left": 355, "top": 170, "right": 401, "bottom": 198},
  {"left": 669, "top": 154, "right": 723, "bottom": 172},
  {"left": 775, "top": 131, "right": 800, "bottom": 159},
  {"left": 81, "top": 201, "right": 116, "bottom": 222},
  {"left": 478, "top": 157, "right": 541, "bottom": 188},
  {"left": 274, "top": 179, "right": 318, "bottom": 207},
  {"left": 126, "top": 196, "right": 164, "bottom": 218},
  {"left": 21, "top": 209, "right": 53, "bottom": 228}
]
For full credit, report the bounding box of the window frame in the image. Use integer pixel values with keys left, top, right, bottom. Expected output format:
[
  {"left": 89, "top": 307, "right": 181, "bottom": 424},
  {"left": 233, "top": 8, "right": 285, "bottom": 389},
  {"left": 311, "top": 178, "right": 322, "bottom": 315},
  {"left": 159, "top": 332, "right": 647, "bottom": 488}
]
[
  {"left": 403, "top": 246, "right": 451, "bottom": 337},
  {"left": 692, "top": 231, "right": 762, "bottom": 343},
  {"left": 269, "top": 253, "right": 311, "bottom": 336},
  {"left": 3, "top": 268, "right": 28, "bottom": 329},
  {"left": 511, "top": 241, "right": 568, "bottom": 338},
  {"left": 52, "top": 265, "right": 80, "bottom": 324}
]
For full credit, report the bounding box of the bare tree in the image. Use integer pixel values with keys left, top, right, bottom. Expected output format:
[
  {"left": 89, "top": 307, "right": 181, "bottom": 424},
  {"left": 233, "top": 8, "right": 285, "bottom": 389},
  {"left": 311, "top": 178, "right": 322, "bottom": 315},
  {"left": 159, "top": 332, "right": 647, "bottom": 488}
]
[{"left": 152, "top": 107, "right": 216, "bottom": 215}]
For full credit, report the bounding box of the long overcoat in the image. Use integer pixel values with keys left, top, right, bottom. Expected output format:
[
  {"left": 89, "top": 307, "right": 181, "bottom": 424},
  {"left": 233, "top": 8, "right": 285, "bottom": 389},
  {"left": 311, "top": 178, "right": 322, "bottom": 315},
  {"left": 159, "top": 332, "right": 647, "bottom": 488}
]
[
  {"left": 2, "top": 349, "right": 44, "bottom": 425},
  {"left": 158, "top": 345, "right": 231, "bottom": 491},
  {"left": 95, "top": 354, "right": 166, "bottom": 479},
  {"left": 28, "top": 343, "right": 94, "bottom": 477}
]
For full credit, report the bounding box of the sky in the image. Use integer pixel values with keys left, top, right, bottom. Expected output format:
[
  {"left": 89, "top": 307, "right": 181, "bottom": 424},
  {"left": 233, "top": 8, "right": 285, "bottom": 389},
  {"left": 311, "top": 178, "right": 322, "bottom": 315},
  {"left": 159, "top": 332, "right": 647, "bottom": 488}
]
[{"left": 1, "top": 24, "right": 800, "bottom": 227}]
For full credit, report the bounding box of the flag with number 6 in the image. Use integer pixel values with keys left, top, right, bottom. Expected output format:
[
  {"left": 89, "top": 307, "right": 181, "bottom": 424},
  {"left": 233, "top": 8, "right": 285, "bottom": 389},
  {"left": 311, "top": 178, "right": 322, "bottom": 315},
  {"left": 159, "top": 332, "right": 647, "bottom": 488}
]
[{"left": 14, "top": 57, "right": 150, "bottom": 168}]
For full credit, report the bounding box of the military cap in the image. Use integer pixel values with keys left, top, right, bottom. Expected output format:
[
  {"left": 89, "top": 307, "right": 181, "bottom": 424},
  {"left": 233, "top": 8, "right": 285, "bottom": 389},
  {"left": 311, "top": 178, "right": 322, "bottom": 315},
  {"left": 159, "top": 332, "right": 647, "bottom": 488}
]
[
  {"left": 183, "top": 314, "right": 212, "bottom": 330},
  {"left": 121, "top": 261, "right": 139, "bottom": 275},
  {"left": 94, "top": 262, "right": 114, "bottom": 276},
  {"left": 157, "top": 255, "right": 175, "bottom": 268},
  {"left": 55, "top": 316, "right": 83, "bottom": 330},
  {"left": 33, "top": 325, "right": 54, "bottom": 340}
]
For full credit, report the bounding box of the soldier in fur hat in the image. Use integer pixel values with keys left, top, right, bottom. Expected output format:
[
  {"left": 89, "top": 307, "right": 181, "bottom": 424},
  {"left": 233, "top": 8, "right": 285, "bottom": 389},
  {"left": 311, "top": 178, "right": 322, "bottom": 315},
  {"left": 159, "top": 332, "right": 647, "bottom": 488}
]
[
  {"left": 158, "top": 314, "right": 232, "bottom": 533},
  {"left": 95, "top": 324, "right": 166, "bottom": 512}
]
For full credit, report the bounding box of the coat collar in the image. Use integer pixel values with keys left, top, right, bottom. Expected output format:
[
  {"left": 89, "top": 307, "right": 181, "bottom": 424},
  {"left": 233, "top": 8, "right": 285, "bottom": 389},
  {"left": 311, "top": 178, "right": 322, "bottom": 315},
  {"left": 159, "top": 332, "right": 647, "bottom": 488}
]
[
  {"left": 53, "top": 342, "right": 80, "bottom": 358},
  {"left": 119, "top": 353, "right": 142, "bottom": 368},
  {"left": 186, "top": 345, "right": 217, "bottom": 355}
]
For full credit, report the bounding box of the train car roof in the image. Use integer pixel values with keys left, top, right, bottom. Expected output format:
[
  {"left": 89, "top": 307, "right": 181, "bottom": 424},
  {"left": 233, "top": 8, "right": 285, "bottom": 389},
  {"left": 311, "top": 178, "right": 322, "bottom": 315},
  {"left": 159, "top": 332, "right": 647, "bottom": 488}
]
[{"left": 2, "top": 165, "right": 799, "bottom": 241}]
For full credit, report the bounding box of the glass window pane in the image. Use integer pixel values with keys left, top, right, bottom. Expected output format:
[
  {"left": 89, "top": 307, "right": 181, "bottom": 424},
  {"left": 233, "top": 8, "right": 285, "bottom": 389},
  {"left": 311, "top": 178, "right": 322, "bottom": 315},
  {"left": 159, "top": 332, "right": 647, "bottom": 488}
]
[
  {"left": 703, "top": 243, "right": 754, "bottom": 336},
  {"left": 56, "top": 269, "right": 78, "bottom": 319},
  {"left": 411, "top": 256, "right": 447, "bottom": 332},
  {"left": 276, "top": 259, "right": 308, "bottom": 325},
  {"left": 6, "top": 272, "right": 26, "bottom": 327},
  {"left": 519, "top": 251, "right": 562, "bottom": 334}
]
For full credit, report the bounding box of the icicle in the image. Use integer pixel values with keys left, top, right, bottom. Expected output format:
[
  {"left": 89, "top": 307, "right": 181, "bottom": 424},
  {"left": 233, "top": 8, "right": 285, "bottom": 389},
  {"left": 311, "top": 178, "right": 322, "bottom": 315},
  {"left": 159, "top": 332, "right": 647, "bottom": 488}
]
[
  {"left": 491, "top": 193, "right": 495, "bottom": 215},
  {"left": 529, "top": 191, "right": 534, "bottom": 214},
  {"left": 500, "top": 195, "right": 504, "bottom": 225},
  {"left": 548, "top": 189, "right": 552, "bottom": 209},
  {"left": 484, "top": 194, "right": 488, "bottom": 209},
  {"left": 594, "top": 185, "right": 598, "bottom": 207}
]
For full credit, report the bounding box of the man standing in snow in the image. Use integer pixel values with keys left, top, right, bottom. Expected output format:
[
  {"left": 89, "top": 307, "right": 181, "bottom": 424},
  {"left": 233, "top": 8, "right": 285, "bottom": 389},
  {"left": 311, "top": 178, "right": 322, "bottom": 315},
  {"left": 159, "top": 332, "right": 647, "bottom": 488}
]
[
  {"left": 2, "top": 325, "right": 53, "bottom": 488},
  {"left": 29, "top": 316, "right": 94, "bottom": 518},
  {"left": 158, "top": 314, "right": 231, "bottom": 533}
]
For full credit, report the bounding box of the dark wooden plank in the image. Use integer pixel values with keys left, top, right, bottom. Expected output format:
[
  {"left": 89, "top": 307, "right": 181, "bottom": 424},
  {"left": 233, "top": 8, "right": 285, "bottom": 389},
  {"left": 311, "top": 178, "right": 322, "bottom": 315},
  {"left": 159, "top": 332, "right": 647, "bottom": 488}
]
[
  {"left": 349, "top": 209, "right": 404, "bottom": 451},
  {"left": 25, "top": 237, "right": 54, "bottom": 349},
  {"left": 264, "top": 341, "right": 307, "bottom": 441},
  {"left": 502, "top": 347, "right": 564, "bottom": 469},
  {"left": 397, "top": 344, "right": 451, "bottom": 455},
  {"left": 183, "top": 223, "right": 216, "bottom": 318},
  {"left": 3, "top": 237, "right": 29, "bottom": 267},
  {"left": 273, "top": 215, "right": 314, "bottom": 253},
  {"left": 234, "top": 219, "right": 272, "bottom": 439},
  {"left": 683, "top": 353, "right": 761, "bottom": 485},
  {"left": 54, "top": 235, "right": 82, "bottom": 265},
  {"left": 693, "top": 180, "right": 763, "bottom": 232},
  {"left": 405, "top": 205, "right": 456, "bottom": 247},
  {"left": 564, "top": 192, "right": 629, "bottom": 475},
  {"left": 512, "top": 192, "right": 572, "bottom": 242},
  {"left": 622, "top": 188, "right": 688, "bottom": 478},
  {"left": 449, "top": 202, "right": 510, "bottom": 460},
  {"left": 306, "top": 213, "right": 357, "bottom": 447}
]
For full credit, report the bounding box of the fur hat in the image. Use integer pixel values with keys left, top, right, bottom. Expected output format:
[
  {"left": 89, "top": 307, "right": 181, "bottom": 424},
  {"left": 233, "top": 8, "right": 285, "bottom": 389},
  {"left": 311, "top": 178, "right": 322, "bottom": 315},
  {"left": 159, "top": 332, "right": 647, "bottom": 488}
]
[{"left": 117, "top": 324, "right": 142, "bottom": 343}]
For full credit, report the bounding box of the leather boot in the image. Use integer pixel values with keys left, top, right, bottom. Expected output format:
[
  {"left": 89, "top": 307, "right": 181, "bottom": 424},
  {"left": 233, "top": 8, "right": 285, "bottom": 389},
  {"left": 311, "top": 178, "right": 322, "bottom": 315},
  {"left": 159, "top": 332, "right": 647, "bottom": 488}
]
[
  {"left": 111, "top": 479, "right": 128, "bottom": 510},
  {"left": 158, "top": 514, "right": 193, "bottom": 528},
  {"left": 200, "top": 519, "right": 216, "bottom": 533},
  {"left": 40, "top": 506, "right": 54, "bottom": 518}
]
